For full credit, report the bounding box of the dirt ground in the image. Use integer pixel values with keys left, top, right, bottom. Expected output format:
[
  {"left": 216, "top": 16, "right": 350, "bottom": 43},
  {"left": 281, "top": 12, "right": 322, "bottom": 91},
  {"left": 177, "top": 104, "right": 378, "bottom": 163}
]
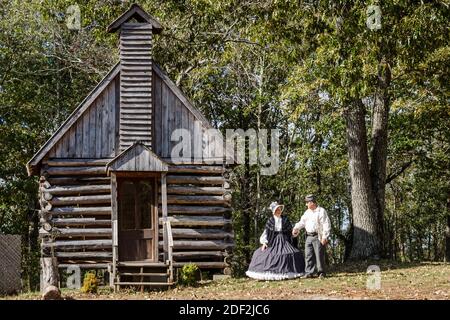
[{"left": 3, "top": 261, "right": 450, "bottom": 300}]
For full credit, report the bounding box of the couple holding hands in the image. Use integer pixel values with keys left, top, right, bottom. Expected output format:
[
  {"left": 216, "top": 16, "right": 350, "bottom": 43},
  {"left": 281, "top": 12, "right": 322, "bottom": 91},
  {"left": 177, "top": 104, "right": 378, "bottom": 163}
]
[{"left": 246, "top": 194, "right": 331, "bottom": 281}]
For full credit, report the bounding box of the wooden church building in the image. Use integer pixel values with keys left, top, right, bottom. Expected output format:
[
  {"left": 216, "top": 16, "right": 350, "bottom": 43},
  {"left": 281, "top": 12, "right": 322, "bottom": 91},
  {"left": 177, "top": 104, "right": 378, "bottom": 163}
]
[{"left": 26, "top": 4, "right": 233, "bottom": 289}]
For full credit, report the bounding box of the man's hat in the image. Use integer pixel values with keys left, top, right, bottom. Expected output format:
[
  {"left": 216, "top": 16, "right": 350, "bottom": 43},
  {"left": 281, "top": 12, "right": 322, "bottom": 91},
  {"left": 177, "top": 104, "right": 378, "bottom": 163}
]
[
  {"left": 305, "top": 194, "right": 316, "bottom": 202},
  {"left": 269, "top": 201, "right": 284, "bottom": 214}
]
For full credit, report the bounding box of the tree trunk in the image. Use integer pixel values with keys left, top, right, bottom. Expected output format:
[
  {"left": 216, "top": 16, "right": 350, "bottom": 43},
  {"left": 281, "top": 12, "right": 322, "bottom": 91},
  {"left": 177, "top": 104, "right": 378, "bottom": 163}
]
[
  {"left": 26, "top": 199, "right": 40, "bottom": 291},
  {"left": 393, "top": 192, "right": 399, "bottom": 260},
  {"left": 40, "top": 257, "right": 61, "bottom": 300},
  {"left": 370, "top": 61, "right": 391, "bottom": 256},
  {"left": 345, "top": 100, "right": 380, "bottom": 260},
  {"left": 433, "top": 222, "right": 438, "bottom": 261},
  {"left": 446, "top": 191, "right": 450, "bottom": 262},
  {"left": 255, "top": 60, "right": 263, "bottom": 246},
  {"left": 241, "top": 161, "right": 252, "bottom": 263},
  {"left": 370, "top": 94, "right": 389, "bottom": 254}
]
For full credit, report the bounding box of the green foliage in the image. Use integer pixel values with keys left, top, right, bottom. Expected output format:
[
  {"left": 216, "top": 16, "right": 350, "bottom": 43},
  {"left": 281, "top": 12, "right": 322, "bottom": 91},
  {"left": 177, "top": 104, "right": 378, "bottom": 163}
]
[
  {"left": 178, "top": 263, "right": 199, "bottom": 287},
  {"left": 80, "top": 271, "right": 99, "bottom": 294},
  {"left": 0, "top": 0, "right": 120, "bottom": 290},
  {"left": 0, "top": 1, "right": 448, "bottom": 286}
]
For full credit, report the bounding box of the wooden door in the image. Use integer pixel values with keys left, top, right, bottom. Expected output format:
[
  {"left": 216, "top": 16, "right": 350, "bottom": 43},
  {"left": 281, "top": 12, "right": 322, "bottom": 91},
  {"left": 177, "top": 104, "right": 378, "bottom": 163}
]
[{"left": 118, "top": 177, "right": 158, "bottom": 262}]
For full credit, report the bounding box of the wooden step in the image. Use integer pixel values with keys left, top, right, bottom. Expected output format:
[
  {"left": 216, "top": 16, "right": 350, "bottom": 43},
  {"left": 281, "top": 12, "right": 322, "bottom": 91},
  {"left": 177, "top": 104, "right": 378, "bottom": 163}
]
[
  {"left": 115, "top": 282, "right": 173, "bottom": 286},
  {"left": 117, "top": 261, "right": 166, "bottom": 267},
  {"left": 173, "top": 261, "right": 227, "bottom": 268},
  {"left": 119, "top": 272, "right": 168, "bottom": 277}
]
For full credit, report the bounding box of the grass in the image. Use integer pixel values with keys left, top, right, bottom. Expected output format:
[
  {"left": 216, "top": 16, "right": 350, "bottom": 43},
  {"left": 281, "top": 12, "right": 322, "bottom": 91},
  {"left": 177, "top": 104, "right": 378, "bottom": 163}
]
[{"left": 2, "top": 261, "right": 449, "bottom": 300}]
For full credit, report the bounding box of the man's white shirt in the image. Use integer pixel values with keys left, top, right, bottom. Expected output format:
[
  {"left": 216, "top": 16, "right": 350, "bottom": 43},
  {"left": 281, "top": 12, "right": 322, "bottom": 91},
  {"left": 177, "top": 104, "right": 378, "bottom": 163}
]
[
  {"left": 259, "top": 215, "right": 282, "bottom": 245},
  {"left": 294, "top": 206, "right": 331, "bottom": 242}
]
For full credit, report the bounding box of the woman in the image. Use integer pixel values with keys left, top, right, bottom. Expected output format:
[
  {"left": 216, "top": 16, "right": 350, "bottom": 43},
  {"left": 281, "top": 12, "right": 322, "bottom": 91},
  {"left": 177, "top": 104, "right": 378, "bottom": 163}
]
[{"left": 246, "top": 202, "right": 305, "bottom": 280}]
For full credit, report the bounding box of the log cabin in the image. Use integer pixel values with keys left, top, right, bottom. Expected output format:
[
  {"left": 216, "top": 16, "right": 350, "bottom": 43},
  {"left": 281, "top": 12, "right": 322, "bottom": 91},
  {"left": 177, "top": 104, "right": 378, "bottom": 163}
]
[{"left": 26, "top": 4, "right": 234, "bottom": 290}]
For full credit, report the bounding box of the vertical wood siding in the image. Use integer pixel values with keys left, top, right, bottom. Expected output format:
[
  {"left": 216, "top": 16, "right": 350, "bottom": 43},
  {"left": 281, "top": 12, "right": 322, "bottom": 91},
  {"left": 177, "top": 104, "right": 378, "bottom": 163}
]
[
  {"left": 49, "top": 78, "right": 118, "bottom": 158},
  {"left": 119, "top": 23, "right": 153, "bottom": 151}
]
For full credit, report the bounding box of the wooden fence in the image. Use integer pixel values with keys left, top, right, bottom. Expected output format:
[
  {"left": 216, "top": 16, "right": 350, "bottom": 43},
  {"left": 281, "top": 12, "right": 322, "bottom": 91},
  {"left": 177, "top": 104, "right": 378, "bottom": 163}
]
[{"left": 0, "top": 235, "right": 21, "bottom": 295}]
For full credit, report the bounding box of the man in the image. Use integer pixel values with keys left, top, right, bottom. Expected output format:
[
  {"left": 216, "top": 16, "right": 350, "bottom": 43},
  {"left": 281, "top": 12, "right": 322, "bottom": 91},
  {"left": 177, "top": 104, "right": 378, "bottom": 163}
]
[{"left": 292, "top": 194, "right": 331, "bottom": 278}]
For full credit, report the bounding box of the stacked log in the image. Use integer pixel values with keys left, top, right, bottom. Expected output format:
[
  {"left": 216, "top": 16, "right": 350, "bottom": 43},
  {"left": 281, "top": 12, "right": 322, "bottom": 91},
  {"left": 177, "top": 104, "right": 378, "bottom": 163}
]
[
  {"left": 39, "top": 158, "right": 113, "bottom": 265},
  {"left": 38, "top": 158, "right": 234, "bottom": 272},
  {"left": 159, "top": 164, "right": 234, "bottom": 269}
]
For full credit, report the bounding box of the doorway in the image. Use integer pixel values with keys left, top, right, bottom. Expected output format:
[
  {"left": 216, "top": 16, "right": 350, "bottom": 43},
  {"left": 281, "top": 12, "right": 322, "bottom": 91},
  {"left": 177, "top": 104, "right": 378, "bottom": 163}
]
[{"left": 117, "top": 177, "right": 158, "bottom": 262}]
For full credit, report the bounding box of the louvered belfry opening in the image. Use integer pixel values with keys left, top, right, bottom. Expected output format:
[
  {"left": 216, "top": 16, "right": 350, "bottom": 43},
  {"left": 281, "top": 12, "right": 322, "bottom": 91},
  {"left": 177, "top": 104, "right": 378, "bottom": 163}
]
[
  {"left": 119, "top": 22, "right": 153, "bottom": 151},
  {"left": 107, "top": 4, "right": 163, "bottom": 152}
]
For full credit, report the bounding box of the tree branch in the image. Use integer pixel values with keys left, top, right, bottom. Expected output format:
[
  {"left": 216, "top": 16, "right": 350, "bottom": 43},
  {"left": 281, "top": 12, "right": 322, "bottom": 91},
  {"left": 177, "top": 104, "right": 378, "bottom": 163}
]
[
  {"left": 385, "top": 160, "right": 414, "bottom": 184},
  {"left": 175, "top": 59, "right": 208, "bottom": 87}
]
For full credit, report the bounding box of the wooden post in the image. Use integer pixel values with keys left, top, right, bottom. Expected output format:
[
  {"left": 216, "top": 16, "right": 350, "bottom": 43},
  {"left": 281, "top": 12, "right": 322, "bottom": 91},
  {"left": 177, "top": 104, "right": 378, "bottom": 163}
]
[
  {"left": 40, "top": 257, "right": 61, "bottom": 300},
  {"left": 166, "top": 220, "right": 174, "bottom": 284},
  {"left": 161, "top": 173, "right": 168, "bottom": 262},
  {"left": 446, "top": 190, "right": 450, "bottom": 263},
  {"left": 111, "top": 173, "right": 118, "bottom": 291}
]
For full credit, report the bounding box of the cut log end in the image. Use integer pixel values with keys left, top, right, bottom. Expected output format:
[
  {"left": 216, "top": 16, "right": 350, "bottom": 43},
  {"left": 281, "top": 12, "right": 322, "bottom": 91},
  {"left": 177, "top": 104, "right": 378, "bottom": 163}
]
[
  {"left": 41, "top": 257, "right": 60, "bottom": 300},
  {"left": 223, "top": 267, "right": 232, "bottom": 276},
  {"left": 42, "top": 285, "right": 61, "bottom": 300}
]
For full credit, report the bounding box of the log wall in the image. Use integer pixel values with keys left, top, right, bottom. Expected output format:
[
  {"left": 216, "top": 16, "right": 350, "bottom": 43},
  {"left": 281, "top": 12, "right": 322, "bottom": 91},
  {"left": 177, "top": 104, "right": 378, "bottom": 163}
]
[
  {"left": 159, "top": 163, "right": 233, "bottom": 269},
  {"left": 39, "top": 159, "right": 113, "bottom": 266},
  {"left": 39, "top": 159, "right": 233, "bottom": 270}
]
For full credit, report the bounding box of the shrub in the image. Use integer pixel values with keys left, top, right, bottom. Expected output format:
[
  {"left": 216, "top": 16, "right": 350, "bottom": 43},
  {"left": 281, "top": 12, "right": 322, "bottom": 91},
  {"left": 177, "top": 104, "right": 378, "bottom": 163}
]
[
  {"left": 80, "top": 271, "right": 99, "bottom": 294},
  {"left": 179, "top": 263, "right": 199, "bottom": 287}
]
